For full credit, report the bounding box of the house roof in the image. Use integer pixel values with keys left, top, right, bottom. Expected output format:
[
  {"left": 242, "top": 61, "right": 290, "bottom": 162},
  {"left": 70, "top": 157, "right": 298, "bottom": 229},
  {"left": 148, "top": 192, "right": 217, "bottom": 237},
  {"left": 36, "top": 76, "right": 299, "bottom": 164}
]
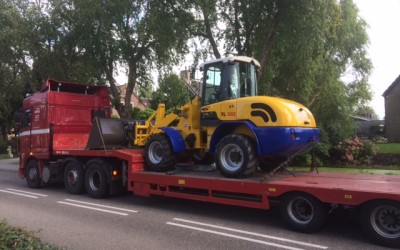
[{"left": 383, "top": 74, "right": 400, "bottom": 97}]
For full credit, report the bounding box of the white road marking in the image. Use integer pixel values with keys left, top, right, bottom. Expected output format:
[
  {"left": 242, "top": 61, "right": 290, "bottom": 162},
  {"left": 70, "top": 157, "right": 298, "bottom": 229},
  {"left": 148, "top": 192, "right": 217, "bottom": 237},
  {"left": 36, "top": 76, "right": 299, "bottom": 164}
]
[
  {"left": 0, "top": 189, "right": 38, "bottom": 199},
  {"left": 6, "top": 188, "right": 48, "bottom": 197},
  {"left": 171, "top": 218, "right": 328, "bottom": 249},
  {"left": 167, "top": 222, "right": 304, "bottom": 250},
  {"left": 57, "top": 201, "right": 129, "bottom": 216},
  {"left": 64, "top": 199, "right": 138, "bottom": 213}
]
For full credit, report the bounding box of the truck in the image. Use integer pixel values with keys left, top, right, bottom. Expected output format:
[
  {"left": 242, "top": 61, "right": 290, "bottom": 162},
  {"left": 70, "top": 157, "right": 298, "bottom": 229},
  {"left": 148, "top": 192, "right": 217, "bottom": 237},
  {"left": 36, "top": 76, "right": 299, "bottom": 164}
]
[{"left": 15, "top": 57, "right": 400, "bottom": 248}]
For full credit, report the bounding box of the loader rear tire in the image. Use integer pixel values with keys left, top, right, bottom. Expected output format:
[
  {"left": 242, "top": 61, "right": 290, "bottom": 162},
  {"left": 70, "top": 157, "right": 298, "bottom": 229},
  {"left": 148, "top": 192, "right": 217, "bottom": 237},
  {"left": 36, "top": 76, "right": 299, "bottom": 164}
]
[
  {"left": 215, "top": 134, "right": 257, "bottom": 178},
  {"left": 144, "top": 134, "right": 175, "bottom": 172}
]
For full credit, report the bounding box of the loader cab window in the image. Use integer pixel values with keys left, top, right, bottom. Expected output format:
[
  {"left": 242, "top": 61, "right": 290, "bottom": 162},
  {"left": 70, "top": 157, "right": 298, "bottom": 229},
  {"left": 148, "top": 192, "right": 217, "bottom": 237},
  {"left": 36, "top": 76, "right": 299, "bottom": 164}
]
[
  {"left": 237, "top": 62, "right": 257, "bottom": 97},
  {"left": 203, "top": 63, "right": 223, "bottom": 105}
]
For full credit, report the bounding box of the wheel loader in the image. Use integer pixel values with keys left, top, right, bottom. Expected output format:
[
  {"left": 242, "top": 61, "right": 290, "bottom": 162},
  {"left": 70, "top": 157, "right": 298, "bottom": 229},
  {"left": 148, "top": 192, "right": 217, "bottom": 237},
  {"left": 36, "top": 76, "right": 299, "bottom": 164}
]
[{"left": 130, "top": 56, "right": 319, "bottom": 178}]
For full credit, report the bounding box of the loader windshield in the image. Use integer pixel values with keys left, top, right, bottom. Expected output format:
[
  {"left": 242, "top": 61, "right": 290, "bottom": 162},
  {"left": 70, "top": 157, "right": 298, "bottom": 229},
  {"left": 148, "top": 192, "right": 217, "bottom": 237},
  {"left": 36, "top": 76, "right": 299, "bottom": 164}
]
[{"left": 201, "top": 58, "right": 258, "bottom": 106}]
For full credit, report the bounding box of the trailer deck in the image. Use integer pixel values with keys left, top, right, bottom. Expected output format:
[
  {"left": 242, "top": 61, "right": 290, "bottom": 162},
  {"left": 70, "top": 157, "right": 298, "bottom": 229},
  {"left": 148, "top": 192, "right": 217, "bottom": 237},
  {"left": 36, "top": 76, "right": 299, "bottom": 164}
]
[{"left": 128, "top": 165, "right": 400, "bottom": 209}]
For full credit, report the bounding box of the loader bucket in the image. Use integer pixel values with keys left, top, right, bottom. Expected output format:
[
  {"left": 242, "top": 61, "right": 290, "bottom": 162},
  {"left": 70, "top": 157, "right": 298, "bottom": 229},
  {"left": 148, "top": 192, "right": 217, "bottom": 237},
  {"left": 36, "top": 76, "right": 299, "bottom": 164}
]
[{"left": 87, "top": 117, "right": 128, "bottom": 149}]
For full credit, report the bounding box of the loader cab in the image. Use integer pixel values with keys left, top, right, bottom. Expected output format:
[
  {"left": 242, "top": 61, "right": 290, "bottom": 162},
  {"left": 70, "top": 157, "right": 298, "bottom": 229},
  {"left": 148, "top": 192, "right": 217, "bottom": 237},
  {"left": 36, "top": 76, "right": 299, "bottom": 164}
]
[{"left": 200, "top": 56, "right": 260, "bottom": 106}]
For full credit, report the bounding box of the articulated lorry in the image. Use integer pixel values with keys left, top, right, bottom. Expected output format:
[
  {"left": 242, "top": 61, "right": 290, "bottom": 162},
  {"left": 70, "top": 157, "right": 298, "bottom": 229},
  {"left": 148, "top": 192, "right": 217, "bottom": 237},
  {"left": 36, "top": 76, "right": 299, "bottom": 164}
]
[{"left": 15, "top": 57, "right": 400, "bottom": 248}]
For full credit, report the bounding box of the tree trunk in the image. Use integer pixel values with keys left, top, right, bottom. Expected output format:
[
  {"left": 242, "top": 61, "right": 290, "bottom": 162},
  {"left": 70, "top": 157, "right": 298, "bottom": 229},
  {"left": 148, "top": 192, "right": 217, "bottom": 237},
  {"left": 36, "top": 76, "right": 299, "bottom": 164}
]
[
  {"left": 200, "top": 4, "right": 221, "bottom": 59},
  {"left": 123, "top": 62, "right": 137, "bottom": 119},
  {"left": 257, "top": 10, "right": 280, "bottom": 87}
]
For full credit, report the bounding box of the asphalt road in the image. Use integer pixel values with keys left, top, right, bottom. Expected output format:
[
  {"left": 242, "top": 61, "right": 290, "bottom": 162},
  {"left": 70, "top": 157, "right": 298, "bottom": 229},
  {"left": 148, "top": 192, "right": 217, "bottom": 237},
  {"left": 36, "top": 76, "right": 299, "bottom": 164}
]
[{"left": 0, "top": 158, "right": 394, "bottom": 250}]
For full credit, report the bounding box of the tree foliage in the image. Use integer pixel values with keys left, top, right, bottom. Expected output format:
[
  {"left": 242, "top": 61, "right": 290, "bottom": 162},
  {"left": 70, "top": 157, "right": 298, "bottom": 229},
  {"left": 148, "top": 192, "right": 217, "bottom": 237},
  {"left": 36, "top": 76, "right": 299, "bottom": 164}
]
[
  {"left": 150, "top": 74, "right": 189, "bottom": 110},
  {"left": 1, "top": 0, "right": 374, "bottom": 163}
]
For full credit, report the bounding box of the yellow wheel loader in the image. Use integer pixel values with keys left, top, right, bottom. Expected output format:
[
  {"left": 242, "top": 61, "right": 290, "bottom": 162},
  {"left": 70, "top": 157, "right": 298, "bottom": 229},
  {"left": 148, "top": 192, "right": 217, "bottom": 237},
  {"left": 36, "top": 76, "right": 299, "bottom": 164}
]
[{"left": 134, "top": 56, "right": 319, "bottom": 178}]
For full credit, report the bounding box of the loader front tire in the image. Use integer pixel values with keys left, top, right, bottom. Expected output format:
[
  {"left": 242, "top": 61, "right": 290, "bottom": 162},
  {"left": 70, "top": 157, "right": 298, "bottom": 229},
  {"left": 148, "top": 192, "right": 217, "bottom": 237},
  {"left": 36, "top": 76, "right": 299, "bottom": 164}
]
[
  {"left": 145, "top": 134, "right": 175, "bottom": 172},
  {"left": 215, "top": 134, "right": 257, "bottom": 178}
]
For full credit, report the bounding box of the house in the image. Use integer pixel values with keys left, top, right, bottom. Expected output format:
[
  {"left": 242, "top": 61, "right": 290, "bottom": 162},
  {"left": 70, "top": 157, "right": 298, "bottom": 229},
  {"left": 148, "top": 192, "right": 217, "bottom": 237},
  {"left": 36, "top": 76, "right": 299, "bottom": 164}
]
[
  {"left": 351, "top": 115, "right": 384, "bottom": 139},
  {"left": 383, "top": 74, "right": 400, "bottom": 142}
]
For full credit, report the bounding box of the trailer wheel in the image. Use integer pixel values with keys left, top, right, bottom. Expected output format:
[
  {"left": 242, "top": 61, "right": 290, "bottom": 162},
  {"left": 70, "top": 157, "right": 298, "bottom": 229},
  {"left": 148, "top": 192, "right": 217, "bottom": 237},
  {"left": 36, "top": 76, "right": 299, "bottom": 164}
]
[
  {"left": 360, "top": 200, "right": 400, "bottom": 248},
  {"left": 26, "top": 159, "right": 41, "bottom": 189},
  {"left": 215, "top": 134, "right": 257, "bottom": 178},
  {"left": 144, "top": 134, "right": 175, "bottom": 172},
  {"left": 280, "top": 193, "right": 328, "bottom": 233},
  {"left": 63, "top": 159, "right": 85, "bottom": 194},
  {"left": 85, "top": 159, "right": 109, "bottom": 198}
]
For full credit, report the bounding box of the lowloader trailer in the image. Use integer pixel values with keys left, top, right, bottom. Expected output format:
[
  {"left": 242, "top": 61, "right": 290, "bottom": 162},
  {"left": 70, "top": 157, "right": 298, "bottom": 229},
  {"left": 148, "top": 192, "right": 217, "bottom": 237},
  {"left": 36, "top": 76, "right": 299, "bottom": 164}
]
[{"left": 15, "top": 78, "right": 400, "bottom": 248}]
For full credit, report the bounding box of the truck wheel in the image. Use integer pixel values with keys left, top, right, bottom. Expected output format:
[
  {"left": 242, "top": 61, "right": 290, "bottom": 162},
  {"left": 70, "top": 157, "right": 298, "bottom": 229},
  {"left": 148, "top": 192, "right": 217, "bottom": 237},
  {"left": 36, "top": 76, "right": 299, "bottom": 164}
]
[
  {"left": 215, "top": 134, "right": 257, "bottom": 178},
  {"left": 280, "top": 192, "right": 328, "bottom": 233},
  {"left": 85, "top": 159, "right": 109, "bottom": 199},
  {"left": 360, "top": 200, "right": 400, "bottom": 248},
  {"left": 63, "top": 159, "right": 85, "bottom": 194},
  {"left": 144, "top": 134, "right": 175, "bottom": 172},
  {"left": 26, "top": 159, "right": 41, "bottom": 189}
]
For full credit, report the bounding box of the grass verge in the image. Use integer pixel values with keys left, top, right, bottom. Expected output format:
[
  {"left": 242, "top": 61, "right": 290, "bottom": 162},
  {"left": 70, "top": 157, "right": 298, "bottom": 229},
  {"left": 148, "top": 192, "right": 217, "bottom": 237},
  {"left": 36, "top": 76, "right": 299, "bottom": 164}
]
[
  {"left": 0, "top": 154, "right": 9, "bottom": 160},
  {"left": 290, "top": 167, "right": 400, "bottom": 175},
  {"left": 377, "top": 143, "right": 400, "bottom": 154},
  {"left": 0, "top": 220, "right": 57, "bottom": 249}
]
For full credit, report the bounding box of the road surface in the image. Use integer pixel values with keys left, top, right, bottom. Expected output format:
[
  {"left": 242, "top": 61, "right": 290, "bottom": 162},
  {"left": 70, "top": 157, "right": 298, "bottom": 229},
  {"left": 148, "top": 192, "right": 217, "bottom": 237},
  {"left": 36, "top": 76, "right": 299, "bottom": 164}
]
[{"left": 0, "top": 158, "right": 392, "bottom": 250}]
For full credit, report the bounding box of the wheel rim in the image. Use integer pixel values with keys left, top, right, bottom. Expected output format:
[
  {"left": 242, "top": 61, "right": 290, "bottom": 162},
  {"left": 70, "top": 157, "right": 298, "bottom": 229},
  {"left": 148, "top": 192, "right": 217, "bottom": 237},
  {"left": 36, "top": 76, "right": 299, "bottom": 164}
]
[
  {"left": 28, "top": 167, "right": 37, "bottom": 180},
  {"left": 88, "top": 171, "right": 100, "bottom": 191},
  {"left": 148, "top": 141, "right": 163, "bottom": 164},
  {"left": 220, "top": 143, "right": 243, "bottom": 172},
  {"left": 287, "top": 197, "right": 314, "bottom": 225},
  {"left": 67, "top": 169, "right": 78, "bottom": 186},
  {"left": 370, "top": 204, "right": 400, "bottom": 239}
]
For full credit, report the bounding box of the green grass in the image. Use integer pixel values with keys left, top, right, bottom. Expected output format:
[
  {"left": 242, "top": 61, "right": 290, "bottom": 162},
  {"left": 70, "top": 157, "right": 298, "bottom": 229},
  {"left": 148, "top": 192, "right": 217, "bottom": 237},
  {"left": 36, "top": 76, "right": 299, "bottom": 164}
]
[
  {"left": 377, "top": 143, "right": 400, "bottom": 154},
  {"left": 0, "top": 220, "right": 57, "bottom": 249},
  {"left": 0, "top": 154, "right": 9, "bottom": 160},
  {"left": 290, "top": 166, "right": 400, "bottom": 175}
]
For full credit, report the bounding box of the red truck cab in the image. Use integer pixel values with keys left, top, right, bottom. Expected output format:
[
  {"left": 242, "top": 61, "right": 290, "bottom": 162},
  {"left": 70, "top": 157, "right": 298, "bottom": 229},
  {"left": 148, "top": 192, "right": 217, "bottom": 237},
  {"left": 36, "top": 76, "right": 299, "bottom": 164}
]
[{"left": 16, "top": 79, "right": 111, "bottom": 180}]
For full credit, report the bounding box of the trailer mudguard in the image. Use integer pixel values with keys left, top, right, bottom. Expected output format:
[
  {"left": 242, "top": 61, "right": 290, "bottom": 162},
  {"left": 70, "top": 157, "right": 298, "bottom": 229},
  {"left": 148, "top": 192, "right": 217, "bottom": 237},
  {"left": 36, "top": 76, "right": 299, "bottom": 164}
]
[{"left": 160, "top": 127, "right": 186, "bottom": 153}]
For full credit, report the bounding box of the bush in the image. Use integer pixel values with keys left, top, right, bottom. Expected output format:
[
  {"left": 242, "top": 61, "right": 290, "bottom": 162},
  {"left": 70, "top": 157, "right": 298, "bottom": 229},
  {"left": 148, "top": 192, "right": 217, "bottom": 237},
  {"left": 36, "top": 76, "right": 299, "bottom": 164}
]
[
  {"left": 0, "top": 140, "right": 7, "bottom": 154},
  {"left": 373, "top": 136, "right": 388, "bottom": 144},
  {"left": 335, "top": 136, "right": 377, "bottom": 165},
  {"left": 0, "top": 220, "right": 56, "bottom": 249},
  {"left": 132, "top": 108, "right": 155, "bottom": 120}
]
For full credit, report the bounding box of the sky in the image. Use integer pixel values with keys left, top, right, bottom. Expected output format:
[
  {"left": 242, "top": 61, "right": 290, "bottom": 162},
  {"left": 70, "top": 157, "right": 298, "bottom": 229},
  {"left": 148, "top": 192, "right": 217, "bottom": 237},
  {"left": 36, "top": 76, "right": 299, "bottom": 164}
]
[{"left": 354, "top": 0, "right": 400, "bottom": 119}]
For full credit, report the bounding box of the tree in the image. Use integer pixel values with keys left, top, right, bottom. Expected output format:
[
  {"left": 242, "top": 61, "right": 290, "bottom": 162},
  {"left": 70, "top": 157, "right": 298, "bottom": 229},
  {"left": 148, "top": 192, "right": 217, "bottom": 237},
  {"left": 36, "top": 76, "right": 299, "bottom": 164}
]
[
  {"left": 0, "top": 0, "right": 34, "bottom": 141},
  {"left": 150, "top": 74, "right": 190, "bottom": 110},
  {"left": 53, "top": 0, "right": 190, "bottom": 118}
]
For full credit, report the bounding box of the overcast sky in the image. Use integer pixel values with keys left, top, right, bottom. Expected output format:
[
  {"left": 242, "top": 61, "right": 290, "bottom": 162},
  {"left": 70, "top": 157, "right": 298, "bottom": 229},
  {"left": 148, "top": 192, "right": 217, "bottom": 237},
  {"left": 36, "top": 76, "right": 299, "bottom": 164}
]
[{"left": 354, "top": 0, "right": 400, "bottom": 119}]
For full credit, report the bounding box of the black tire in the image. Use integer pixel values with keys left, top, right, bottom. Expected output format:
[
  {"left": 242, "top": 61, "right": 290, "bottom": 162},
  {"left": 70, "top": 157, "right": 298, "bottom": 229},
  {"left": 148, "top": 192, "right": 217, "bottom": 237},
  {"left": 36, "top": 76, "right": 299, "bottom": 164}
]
[
  {"left": 63, "top": 158, "right": 85, "bottom": 194},
  {"left": 144, "top": 134, "right": 175, "bottom": 172},
  {"left": 280, "top": 192, "right": 328, "bottom": 233},
  {"left": 85, "top": 159, "right": 109, "bottom": 198},
  {"left": 25, "top": 159, "right": 41, "bottom": 189},
  {"left": 215, "top": 134, "right": 257, "bottom": 178},
  {"left": 360, "top": 200, "right": 400, "bottom": 248}
]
